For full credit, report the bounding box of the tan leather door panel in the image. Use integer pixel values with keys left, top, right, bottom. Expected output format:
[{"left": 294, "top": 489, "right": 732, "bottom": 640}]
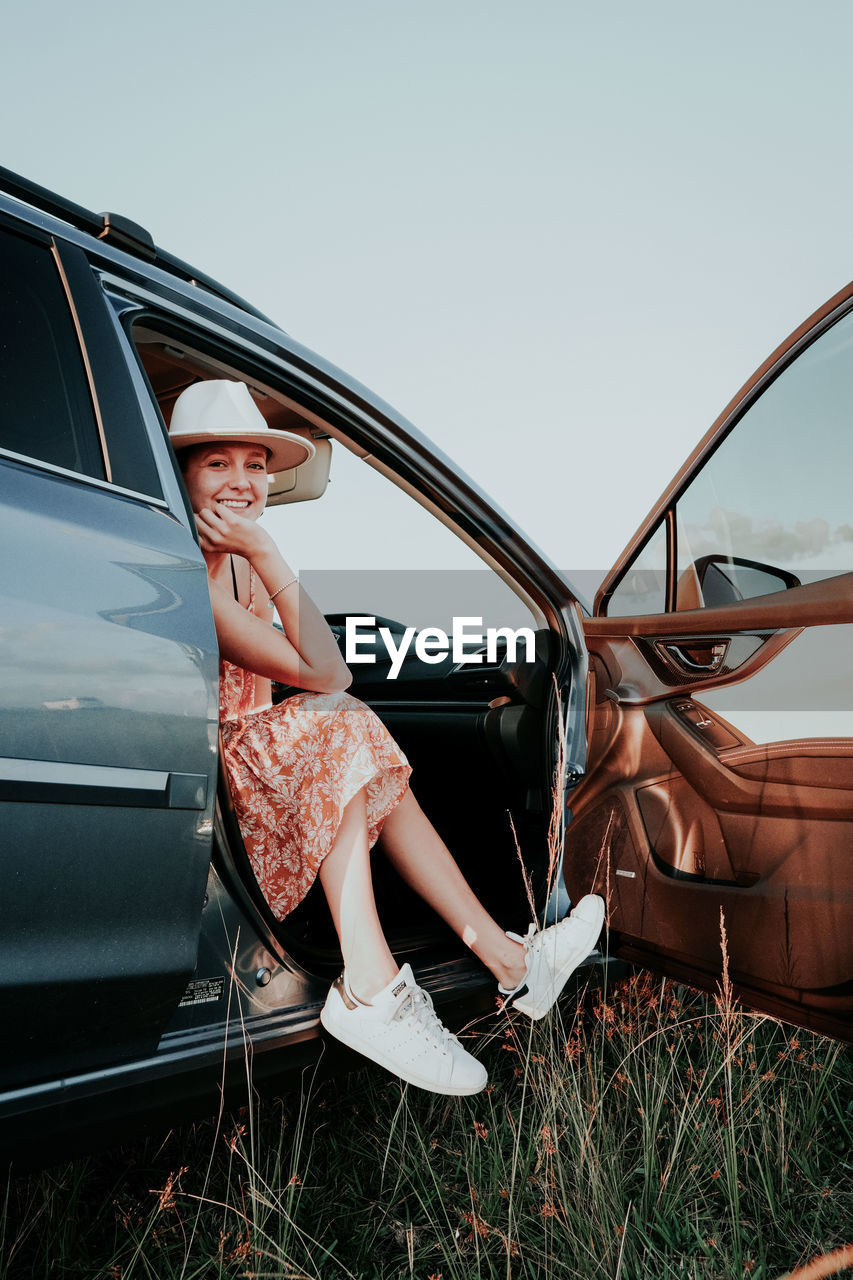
[
  {"left": 644, "top": 702, "right": 853, "bottom": 820},
  {"left": 565, "top": 582, "right": 853, "bottom": 1040}
]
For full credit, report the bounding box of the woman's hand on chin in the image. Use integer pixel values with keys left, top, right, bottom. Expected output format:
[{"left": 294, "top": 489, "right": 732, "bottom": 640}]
[{"left": 195, "top": 504, "right": 273, "bottom": 559}]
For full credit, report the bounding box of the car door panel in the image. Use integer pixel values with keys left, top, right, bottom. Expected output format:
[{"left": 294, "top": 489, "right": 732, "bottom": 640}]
[
  {"left": 0, "top": 458, "right": 218, "bottom": 1089},
  {"left": 565, "top": 701, "right": 853, "bottom": 998},
  {"left": 643, "top": 701, "right": 853, "bottom": 819},
  {"left": 567, "top": 285, "right": 853, "bottom": 1038},
  {"left": 569, "top": 594, "right": 853, "bottom": 1025}
]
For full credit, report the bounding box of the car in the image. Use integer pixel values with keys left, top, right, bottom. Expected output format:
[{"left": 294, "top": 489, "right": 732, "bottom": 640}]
[{"left": 0, "top": 164, "right": 850, "bottom": 1161}]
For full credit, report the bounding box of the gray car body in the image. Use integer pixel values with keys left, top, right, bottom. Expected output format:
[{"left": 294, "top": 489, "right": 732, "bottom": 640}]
[{"left": 0, "top": 177, "right": 589, "bottom": 1159}]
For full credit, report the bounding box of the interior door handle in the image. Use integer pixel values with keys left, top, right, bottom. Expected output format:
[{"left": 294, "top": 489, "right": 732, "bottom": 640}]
[{"left": 660, "top": 641, "right": 729, "bottom": 674}]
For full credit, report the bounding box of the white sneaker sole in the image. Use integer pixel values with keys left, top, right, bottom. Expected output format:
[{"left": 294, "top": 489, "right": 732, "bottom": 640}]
[
  {"left": 512, "top": 896, "right": 605, "bottom": 1020},
  {"left": 320, "top": 989, "right": 487, "bottom": 1096}
]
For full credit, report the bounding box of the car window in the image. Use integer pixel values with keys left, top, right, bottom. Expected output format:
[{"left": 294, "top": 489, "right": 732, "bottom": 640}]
[
  {"left": 602, "top": 519, "right": 668, "bottom": 617},
  {"left": 602, "top": 306, "right": 853, "bottom": 616},
  {"left": 263, "top": 443, "right": 538, "bottom": 638},
  {"left": 0, "top": 228, "right": 105, "bottom": 481},
  {"left": 674, "top": 310, "right": 853, "bottom": 609}
]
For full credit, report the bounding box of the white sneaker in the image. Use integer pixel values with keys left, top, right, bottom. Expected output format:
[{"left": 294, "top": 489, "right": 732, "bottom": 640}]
[
  {"left": 320, "top": 963, "right": 488, "bottom": 1096},
  {"left": 499, "top": 894, "right": 605, "bottom": 1020}
]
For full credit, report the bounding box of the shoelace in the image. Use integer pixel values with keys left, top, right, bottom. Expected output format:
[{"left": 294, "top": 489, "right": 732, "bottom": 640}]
[
  {"left": 394, "top": 984, "right": 456, "bottom": 1052},
  {"left": 507, "top": 922, "right": 537, "bottom": 952},
  {"left": 510, "top": 920, "right": 575, "bottom": 961}
]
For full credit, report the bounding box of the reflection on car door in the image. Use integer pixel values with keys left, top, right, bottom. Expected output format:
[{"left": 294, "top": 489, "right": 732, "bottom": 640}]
[{"left": 564, "top": 283, "right": 853, "bottom": 1041}]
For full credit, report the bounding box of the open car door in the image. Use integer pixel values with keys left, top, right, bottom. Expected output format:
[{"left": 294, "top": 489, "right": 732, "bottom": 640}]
[{"left": 563, "top": 283, "right": 853, "bottom": 1042}]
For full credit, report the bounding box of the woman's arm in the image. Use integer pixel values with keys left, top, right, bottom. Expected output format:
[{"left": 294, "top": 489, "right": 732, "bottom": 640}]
[{"left": 197, "top": 504, "right": 351, "bottom": 693}]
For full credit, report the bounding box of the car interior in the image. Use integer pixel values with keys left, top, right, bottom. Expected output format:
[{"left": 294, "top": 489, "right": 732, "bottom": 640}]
[{"left": 131, "top": 322, "right": 564, "bottom": 978}]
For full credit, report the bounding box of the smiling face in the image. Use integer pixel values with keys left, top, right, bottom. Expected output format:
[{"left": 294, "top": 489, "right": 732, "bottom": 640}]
[{"left": 180, "top": 442, "right": 271, "bottom": 520}]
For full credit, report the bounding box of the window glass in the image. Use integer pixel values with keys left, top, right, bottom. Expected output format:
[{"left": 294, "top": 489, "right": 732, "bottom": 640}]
[
  {"left": 57, "top": 251, "right": 163, "bottom": 497},
  {"left": 604, "top": 520, "right": 667, "bottom": 617},
  {"left": 675, "top": 310, "right": 853, "bottom": 609},
  {"left": 0, "top": 230, "right": 104, "bottom": 480}
]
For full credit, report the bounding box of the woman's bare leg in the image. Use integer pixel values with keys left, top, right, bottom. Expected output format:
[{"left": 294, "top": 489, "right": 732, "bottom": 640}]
[
  {"left": 318, "top": 788, "right": 398, "bottom": 1002},
  {"left": 379, "top": 788, "right": 526, "bottom": 991},
  {"left": 319, "top": 786, "right": 526, "bottom": 998}
]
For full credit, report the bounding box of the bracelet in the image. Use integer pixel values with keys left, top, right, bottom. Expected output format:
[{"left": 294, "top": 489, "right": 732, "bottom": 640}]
[{"left": 267, "top": 577, "right": 298, "bottom": 608}]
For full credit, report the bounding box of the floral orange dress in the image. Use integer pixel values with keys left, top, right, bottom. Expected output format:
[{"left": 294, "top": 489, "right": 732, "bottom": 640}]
[{"left": 219, "top": 571, "right": 412, "bottom": 919}]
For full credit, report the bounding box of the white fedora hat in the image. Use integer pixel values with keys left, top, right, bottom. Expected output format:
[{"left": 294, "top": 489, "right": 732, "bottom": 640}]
[{"left": 169, "top": 380, "right": 315, "bottom": 472}]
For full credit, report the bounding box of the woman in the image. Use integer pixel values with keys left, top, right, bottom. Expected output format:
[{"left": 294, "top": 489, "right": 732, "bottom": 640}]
[{"left": 170, "top": 379, "right": 604, "bottom": 1097}]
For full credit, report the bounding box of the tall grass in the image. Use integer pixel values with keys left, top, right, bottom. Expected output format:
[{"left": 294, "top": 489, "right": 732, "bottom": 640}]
[{"left": 2, "top": 966, "right": 850, "bottom": 1279}]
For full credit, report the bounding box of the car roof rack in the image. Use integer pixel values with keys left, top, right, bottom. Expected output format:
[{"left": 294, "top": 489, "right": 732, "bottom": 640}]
[{"left": 0, "top": 165, "right": 275, "bottom": 325}]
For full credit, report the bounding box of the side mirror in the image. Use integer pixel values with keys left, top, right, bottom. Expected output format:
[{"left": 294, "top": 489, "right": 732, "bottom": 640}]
[{"left": 691, "top": 555, "right": 801, "bottom": 608}]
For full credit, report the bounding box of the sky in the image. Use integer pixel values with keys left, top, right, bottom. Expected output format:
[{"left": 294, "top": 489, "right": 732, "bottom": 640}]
[{"left": 3, "top": 1, "right": 853, "bottom": 587}]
